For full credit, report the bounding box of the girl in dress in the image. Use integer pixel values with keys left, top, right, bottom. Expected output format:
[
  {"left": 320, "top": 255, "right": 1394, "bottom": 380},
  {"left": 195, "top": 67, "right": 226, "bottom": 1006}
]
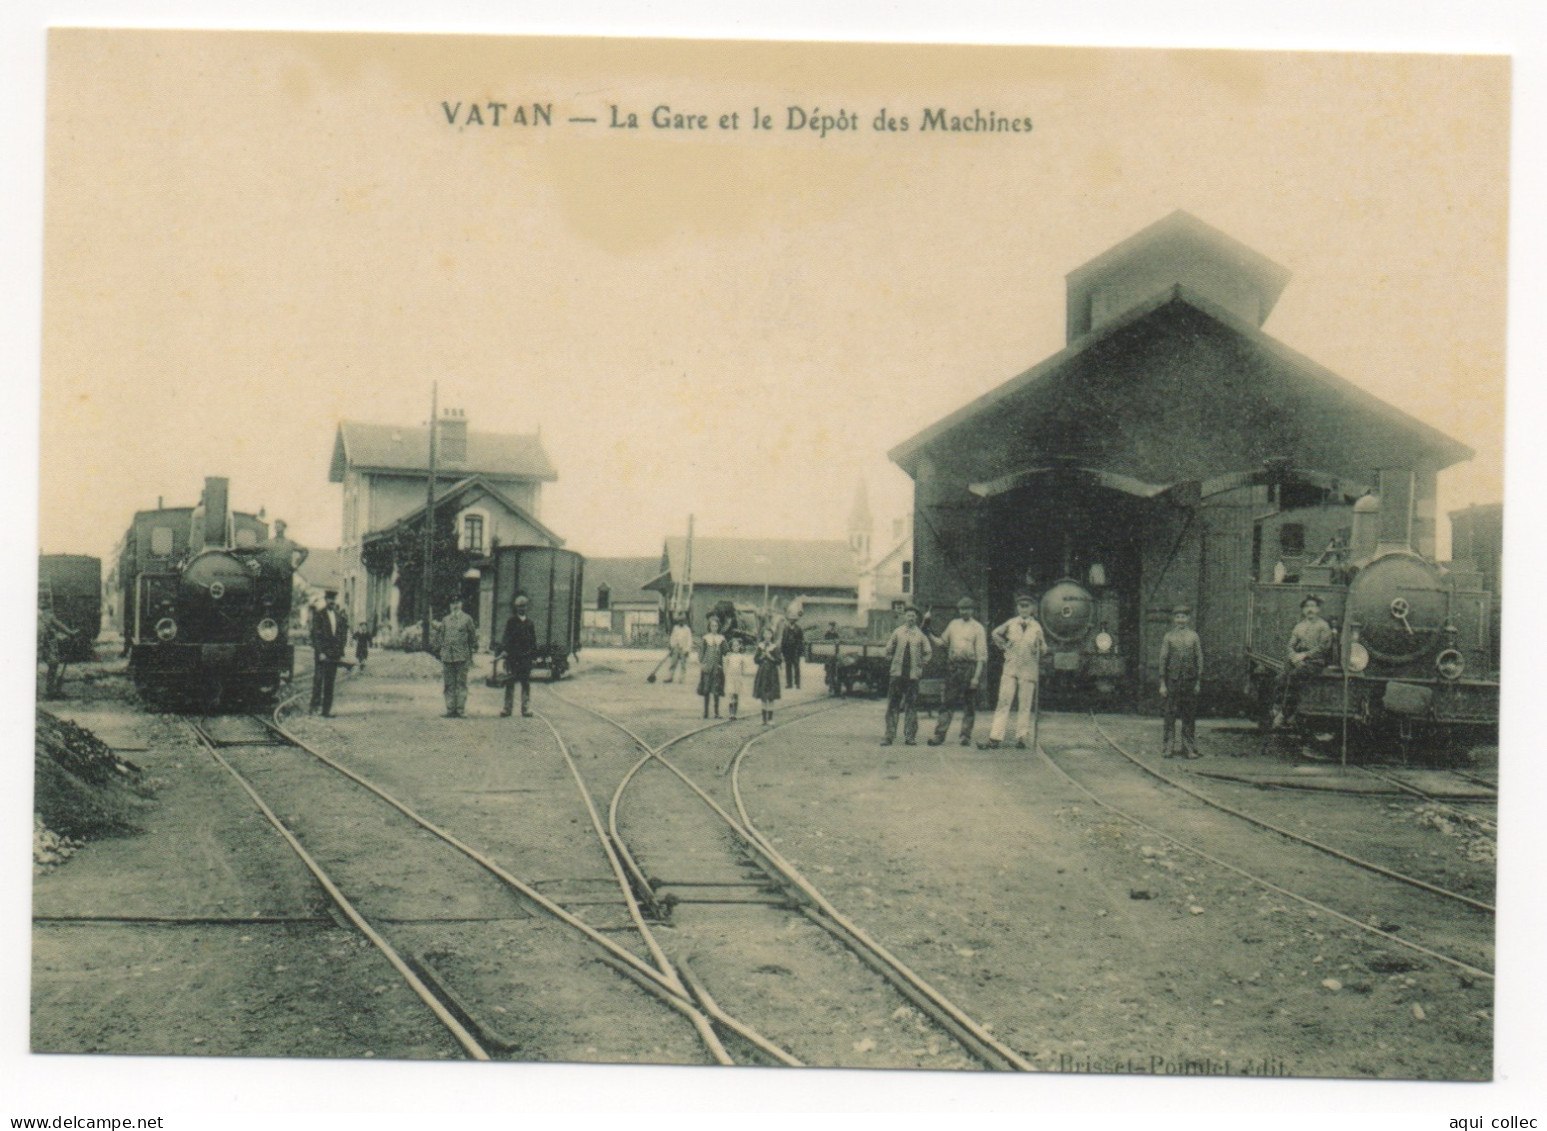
[
  {"left": 697, "top": 614, "right": 727, "bottom": 719},
  {"left": 752, "top": 625, "right": 783, "bottom": 724},
  {"left": 722, "top": 633, "right": 750, "bottom": 720}
]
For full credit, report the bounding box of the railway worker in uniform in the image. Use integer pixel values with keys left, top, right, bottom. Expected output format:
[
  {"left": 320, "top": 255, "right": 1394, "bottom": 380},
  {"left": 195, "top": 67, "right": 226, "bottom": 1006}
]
[
  {"left": 752, "top": 625, "right": 783, "bottom": 724},
  {"left": 435, "top": 597, "right": 480, "bottom": 718},
  {"left": 1158, "top": 605, "right": 1205, "bottom": 758},
  {"left": 497, "top": 595, "right": 538, "bottom": 718},
  {"left": 926, "top": 596, "right": 988, "bottom": 747},
  {"left": 882, "top": 606, "right": 933, "bottom": 746},
  {"left": 37, "top": 595, "right": 77, "bottom": 699},
  {"left": 821, "top": 621, "right": 842, "bottom": 695},
  {"left": 697, "top": 614, "right": 727, "bottom": 718},
  {"left": 663, "top": 611, "right": 694, "bottom": 684},
  {"left": 981, "top": 594, "right": 1045, "bottom": 751},
  {"left": 309, "top": 588, "right": 348, "bottom": 717},
  {"left": 1273, "top": 594, "right": 1335, "bottom": 729}
]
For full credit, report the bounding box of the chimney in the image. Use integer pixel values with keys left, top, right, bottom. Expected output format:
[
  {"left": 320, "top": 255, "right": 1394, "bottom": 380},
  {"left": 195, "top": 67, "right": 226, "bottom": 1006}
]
[{"left": 438, "top": 408, "right": 468, "bottom": 463}]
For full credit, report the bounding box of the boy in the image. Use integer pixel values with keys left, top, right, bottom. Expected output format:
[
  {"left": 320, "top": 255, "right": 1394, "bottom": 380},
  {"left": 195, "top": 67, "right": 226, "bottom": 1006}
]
[{"left": 1158, "top": 605, "right": 1204, "bottom": 758}]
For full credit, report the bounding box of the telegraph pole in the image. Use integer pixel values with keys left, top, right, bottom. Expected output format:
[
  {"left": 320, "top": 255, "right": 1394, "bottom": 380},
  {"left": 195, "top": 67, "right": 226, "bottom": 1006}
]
[{"left": 421, "top": 382, "right": 439, "bottom": 647}]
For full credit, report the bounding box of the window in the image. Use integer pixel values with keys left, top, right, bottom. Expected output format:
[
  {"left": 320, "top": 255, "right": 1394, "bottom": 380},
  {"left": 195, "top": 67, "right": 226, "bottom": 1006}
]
[
  {"left": 463, "top": 514, "right": 485, "bottom": 555},
  {"left": 901, "top": 561, "right": 912, "bottom": 594},
  {"left": 150, "top": 527, "right": 174, "bottom": 556},
  {"left": 235, "top": 528, "right": 258, "bottom": 547},
  {"left": 597, "top": 583, "right": 611, "bottom": 611},
  {"left": 1278, "top": 523, "right": 1306, "bottom": 557}
]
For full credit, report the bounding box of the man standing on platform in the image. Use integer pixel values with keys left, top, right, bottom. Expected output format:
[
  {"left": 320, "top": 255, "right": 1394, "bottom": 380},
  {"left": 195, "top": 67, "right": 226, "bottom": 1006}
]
[
  {"left": 309, "top": 588, "right": 348, "bottom": 717},
  {"left": 927, "top": 596, "right": 988, "bottom": 747},
  {"left": 981, "top": 594, "right": 1045, "bottom": 750},
  {"left": 498, "top": 594, "right": 538, "bottom": 718},
  {"left": 1158, "top": 605, "right": 1204, "bottom": 758},
  {"left": 436, "top": 596, "right": 480, "bottom": 718},
  {"left": 881, "top": 606, "right": 932, "bottom": 746},
  {"left": 782, "top": 609, "right": 805, "bottom": 690}
]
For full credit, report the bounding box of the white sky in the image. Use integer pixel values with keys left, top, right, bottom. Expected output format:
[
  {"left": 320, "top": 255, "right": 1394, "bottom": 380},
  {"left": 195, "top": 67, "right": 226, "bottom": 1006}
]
[
  {"left": 38, "top": 31, "right": 1508, "bottom": 564},
  {"left": 8, "top": 0, "right": 1547, "bottom": 1125}
]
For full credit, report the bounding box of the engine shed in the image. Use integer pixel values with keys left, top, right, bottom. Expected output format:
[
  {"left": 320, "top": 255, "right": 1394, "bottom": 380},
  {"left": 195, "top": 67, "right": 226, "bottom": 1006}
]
[{"left": 888, "top": 212, "right": 1473, "bottom": 706}]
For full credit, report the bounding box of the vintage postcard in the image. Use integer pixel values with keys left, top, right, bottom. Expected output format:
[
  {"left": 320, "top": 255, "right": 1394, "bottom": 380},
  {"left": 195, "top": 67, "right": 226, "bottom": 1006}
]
[{"left": 20, "top": 16, "right": 1531, "bottom": 1121}]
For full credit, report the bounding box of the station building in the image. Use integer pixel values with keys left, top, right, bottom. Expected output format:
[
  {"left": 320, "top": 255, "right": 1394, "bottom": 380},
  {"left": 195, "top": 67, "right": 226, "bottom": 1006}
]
[
  {"left": 329, "top": 410, "right": 560, "bottom": 639},
  {"left": 888, "top": 211, "right": 1473, "bottom": 703}
]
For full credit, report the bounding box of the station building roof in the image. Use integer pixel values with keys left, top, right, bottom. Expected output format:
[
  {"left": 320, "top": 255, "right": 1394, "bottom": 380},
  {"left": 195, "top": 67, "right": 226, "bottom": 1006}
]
[{"left": 329, "top": 420, "right": 556, "bottom": 483}]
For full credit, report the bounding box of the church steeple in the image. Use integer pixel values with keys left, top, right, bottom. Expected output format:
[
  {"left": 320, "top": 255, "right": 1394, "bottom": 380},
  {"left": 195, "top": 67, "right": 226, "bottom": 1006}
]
[{"left": 847, "top": 478, "right": 873, "bottom": 566}]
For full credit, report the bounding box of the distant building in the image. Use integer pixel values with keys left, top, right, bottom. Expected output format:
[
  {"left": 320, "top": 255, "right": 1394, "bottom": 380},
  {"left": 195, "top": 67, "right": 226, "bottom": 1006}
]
[
  {"left": 292, "top": 548, "right": 345, "bottom": 631},
  {"left": 581, "top": 557, "right": 666, "bottom": 647},
  {"left": 329, "top": 410, "right": 559, "bottom": 636},
  {"left": 862, "top": 514, "right": 915, "bottom": 613},
  {"left": 643, "top": 536, "right": 861, "bottom": 630}
]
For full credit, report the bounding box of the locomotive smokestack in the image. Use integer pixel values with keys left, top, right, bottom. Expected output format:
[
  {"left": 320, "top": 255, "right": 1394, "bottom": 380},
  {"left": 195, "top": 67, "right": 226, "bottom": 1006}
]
[
  {"left": 202, "top": 477, "right": 231, "bottom": 549},
  {"left": 1375, "top": 469, "right": 1416, "bottom": 557}
]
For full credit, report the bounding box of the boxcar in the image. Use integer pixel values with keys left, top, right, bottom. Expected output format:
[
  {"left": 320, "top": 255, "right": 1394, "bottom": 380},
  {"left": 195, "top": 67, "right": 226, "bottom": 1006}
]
[
  {"left": 39, "top": 554, "right": 102, "bottom": 662},
  {"left": 488, "top": 545, "right": 584, "bottom": 680}
]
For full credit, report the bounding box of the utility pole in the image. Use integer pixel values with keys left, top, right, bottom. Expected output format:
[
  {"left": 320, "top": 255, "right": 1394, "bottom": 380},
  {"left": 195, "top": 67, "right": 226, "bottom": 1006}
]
[{"left": 420, "top": 382, "right": 439, "bottom": 648}]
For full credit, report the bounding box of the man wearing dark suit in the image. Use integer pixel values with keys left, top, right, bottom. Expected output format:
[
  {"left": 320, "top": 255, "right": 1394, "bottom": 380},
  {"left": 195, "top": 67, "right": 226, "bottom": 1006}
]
[
  {"left": 781, "top": 611, "right": 805, "bottom": 690},
  {"left": 498, "top": 594, "right": 539, "bottom": 717},
  {"left": 309, "top": 589, "right": 348, "bottom": 717}
]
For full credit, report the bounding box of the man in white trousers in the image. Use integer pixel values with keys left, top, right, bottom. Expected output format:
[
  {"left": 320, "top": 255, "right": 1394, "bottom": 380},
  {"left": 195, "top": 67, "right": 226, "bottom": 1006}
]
[{"left": 981, "top": 594, "right": 1046, "bottom": 750}]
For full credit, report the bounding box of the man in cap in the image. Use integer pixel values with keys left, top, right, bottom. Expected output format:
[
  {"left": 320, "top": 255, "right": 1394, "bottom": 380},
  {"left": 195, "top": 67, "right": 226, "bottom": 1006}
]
[
  {"left": 662, "top": 611, "right": 694, "bottom": 684},
  {"left": 498, "top": 593, "right": 539, "bottom": 717},
  {"left": 1158, "top": 605, "right": 1204, "bottom": 758},
  {"left": 435, "top": 596, "right": 480, "bottom": 718},
  {"left": 982, "top": 594, "right": 1045, "bottom": 750},
  {"left": 881, "top": 606, "right": 932, "bottom": 746},
  {"left": 1274, "top": 593, "right": 1335, "bottom": 728},
  {"left": 781, "top": 607, "right": 806, "bottom": 690},
  {"left": 309, "top": 588, "right": 348, "bottom": 717},
  {"left": 927, "top": 596, "right": 988, "bottom": 747}
]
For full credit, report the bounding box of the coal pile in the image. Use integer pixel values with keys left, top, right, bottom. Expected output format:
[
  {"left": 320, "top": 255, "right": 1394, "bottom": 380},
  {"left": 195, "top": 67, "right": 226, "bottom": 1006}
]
[{"left": 34, "top": 710, "right": 152, "bottom": 864}]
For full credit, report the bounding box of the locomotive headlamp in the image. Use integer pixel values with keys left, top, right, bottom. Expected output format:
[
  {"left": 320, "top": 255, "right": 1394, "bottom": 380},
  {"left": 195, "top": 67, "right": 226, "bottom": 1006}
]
[
  {"left": 154, "top": 617, "right": 178, "bottom": 642},
  {"left": 257, "top": 618, "right": 280, "bottom": 643},
  {"left": 1094, "top": 631, "right": 1114, "bottom": 654},
  {"left": 1436, "top": 649, "right": 1465, "bottom": 681},
  {"left": 1346, "top": 641, "right": 1369, "bottom": 673}
]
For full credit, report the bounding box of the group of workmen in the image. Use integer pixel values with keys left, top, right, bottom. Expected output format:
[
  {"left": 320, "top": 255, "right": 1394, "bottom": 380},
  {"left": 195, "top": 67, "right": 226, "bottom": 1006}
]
[
  {"left": 306, "top": 589, "right": 539, "bottom": 720},
  {"left": 877, "top": 591, "right": 1334, "bottom": 757}
]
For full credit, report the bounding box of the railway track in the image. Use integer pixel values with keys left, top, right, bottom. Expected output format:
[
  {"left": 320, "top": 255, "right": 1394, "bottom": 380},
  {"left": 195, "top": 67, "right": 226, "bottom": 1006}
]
[
  {"left": 184, "top": 703, "right": 733, "bottom": 1064},
  {"left": 1034, "top": 714, "right": 1494, "bottom": 983},
  {"left": 545, "top": 688, "right": 1032, "bottom": 1071}
]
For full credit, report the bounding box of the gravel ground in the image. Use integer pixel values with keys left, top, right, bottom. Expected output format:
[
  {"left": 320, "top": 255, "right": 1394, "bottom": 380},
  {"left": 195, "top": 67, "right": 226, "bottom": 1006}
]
[{"left": 31, "top": 647, "right": 1495, "bottom": 1079}]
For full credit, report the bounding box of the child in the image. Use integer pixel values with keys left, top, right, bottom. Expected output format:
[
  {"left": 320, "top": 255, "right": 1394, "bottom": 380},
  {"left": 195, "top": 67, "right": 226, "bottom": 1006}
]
[
  {"left": 752, "top": 626, "right": 783, "bottom": 724},
  {"left": 1158, "top": 604, "right": 1204, "bottom": 758},
  {"left": 697, "top": 614, "right": 726, "bottom": 719},
  {"left": 722, "top": 633, "right": 750, "bottom": 720}
]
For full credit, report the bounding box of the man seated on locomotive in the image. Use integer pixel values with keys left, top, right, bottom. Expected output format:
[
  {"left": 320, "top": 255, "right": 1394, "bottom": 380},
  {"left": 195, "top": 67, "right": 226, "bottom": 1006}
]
[
  {"left": 254, "top": 519, "right": 309, "bottom": 580},
  {"left": 1158, "top": 605, "right": 1204, "bottom": 759},
  {"left": 1273, "top": 594, "right": 1335, "bottom": 729},
  {"left": 309, "top": 588, "right": 348, "bottom": 717},
  {"left": 497, "top": 594, "right": 537, "bottom": 718},
  {"left": 926, "top": 596, "right": 988, "bottom": 748}
]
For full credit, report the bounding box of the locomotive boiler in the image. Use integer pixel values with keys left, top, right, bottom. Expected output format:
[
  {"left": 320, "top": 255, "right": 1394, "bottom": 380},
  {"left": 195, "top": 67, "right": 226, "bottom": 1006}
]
[{"left": 1038, "top": 577, "right": 1126, "bottom": 698}]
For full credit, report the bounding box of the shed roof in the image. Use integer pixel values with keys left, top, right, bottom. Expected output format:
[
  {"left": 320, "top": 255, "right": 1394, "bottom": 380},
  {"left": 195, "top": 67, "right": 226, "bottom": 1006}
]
[
  {"left": 585, "top": 557, "right": 665, "bottom": 604},
  {"left": 646, "top": 537, "right": 859, "bottom": 591},
  {"left": 329, "top": 421, "right": 557, "bottom": 483},
  {"left": 889, "top": 284, "right": 1472, "bottom": 487}
]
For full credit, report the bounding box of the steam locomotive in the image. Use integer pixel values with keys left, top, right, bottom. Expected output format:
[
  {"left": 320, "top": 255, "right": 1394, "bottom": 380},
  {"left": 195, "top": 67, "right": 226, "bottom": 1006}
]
[
  {"left": 1247, "top": 493, "right": 1498, "bottom": 753},
  {"left": 118, "top": 477, "right": 295, "bottom": 708},
  {"left": 1036, "top": 577, "right": 1127, "bottom": 698}
]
